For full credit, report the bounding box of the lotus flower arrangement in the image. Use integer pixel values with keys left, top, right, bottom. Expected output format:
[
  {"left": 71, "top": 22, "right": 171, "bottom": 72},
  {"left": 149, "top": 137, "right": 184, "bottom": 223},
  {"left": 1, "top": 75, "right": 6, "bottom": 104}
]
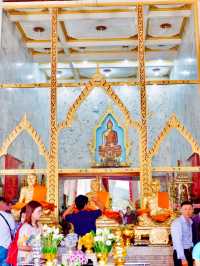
[
  {"left": 41, "top": 224, "right": 64, "bottom": 262},
  {"left": 92, "top": 228, "right": 116, "bottom": 265}
]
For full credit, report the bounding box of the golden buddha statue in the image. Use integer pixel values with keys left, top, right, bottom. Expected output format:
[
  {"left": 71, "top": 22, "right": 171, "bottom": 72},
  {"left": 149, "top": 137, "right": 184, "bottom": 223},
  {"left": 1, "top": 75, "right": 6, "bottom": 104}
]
[
  {"left": 86, "top": 178, "right": 109, "bottom": 210},
  {"left": 12, "top": 174, "right": 55, "bottom": 212},
  {"left": 138, "top": 180, "right": 173, "bottom": 225},
  {"left": 63, "top": 178, "right": 122, "bottom": 226},
  {"left": 99, "top": 120, "right": 122, "bottom": 166}
]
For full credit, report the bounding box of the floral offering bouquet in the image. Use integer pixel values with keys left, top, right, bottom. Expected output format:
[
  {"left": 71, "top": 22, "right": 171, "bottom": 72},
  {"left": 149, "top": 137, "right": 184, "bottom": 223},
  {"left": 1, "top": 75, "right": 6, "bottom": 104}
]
[
  {"left": 92, "top": 228, "right": 116, "bottom": 265},
  {"left": 93, "top": 228, "right": 116, "bottom": 253},
  {"left": 41, "top": 224, "right": 64, "bottom": 261},
  {"left": 67, "top": 250, "right": 88, "bottom": 266}
]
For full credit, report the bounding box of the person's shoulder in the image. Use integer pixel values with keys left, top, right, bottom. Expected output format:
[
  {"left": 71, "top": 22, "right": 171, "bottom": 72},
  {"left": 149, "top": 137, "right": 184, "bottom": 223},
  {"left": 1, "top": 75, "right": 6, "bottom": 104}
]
[
  {"left": 171, "top": 216, "right": 181, "bottom": 227},
  {"left": 193, "top": 242, "right": 200, "bottom": 259},
  {"left": 0, "top": 211, "right": 15, "bottom": 223}
]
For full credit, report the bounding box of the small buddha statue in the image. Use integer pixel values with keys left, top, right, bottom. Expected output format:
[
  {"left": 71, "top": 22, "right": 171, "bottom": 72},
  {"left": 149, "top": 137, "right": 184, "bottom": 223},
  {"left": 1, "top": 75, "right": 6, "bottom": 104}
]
[
  {"left": 63, "top": 178, "right": 122, "bottom": 225},
  {"left": 13, "top": 174, "right": 55, "bottom": 212},
  {"left": 86, "top": 178, "right": 109, "bottom": 210},
  {"left": 87, "top": 178, "right": 122, "bottom": 224},
  {"left": 138, "top": 180, "right": 172, "bottom": 225},
  {"left": 99, "top": 120, "right": 122, "bottom": 166}
]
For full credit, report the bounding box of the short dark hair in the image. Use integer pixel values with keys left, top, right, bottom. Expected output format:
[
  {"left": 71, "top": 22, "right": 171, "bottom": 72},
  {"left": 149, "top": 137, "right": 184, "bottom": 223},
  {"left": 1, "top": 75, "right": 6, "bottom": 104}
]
[
  {"left": 181, "top": 201, "right": 193, "bottom": 207},
  {"left": 75, "top": 195, "right": 88, "bottom": 210},
  {"left": 0, "top": 197, "right": 6, "bottom": 203}
]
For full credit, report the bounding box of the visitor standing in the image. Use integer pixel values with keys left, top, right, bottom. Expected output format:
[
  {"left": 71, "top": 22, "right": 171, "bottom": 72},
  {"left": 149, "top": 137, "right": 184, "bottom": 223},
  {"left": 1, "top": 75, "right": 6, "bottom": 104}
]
[
  {"left": 192, "top": 210, "right": 200, "bottom": 245},
  {"left": 0, "top": 197, "right": 15, "bottom": 266},
  {"left": 64, "top": 195, "right": 103, "bottom": 236},
  {"left": 171, "top": 201, "right": 193, "bottom": 266},
  {"left": 17, "top": 200, "right": 42, "bottom": 265}
]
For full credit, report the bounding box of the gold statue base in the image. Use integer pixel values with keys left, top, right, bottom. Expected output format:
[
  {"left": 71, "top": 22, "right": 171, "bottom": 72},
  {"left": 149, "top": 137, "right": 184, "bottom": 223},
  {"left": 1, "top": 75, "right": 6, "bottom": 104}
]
[
  {"left": 134, "top": 226, "right": 170, "bottom": 246},
  {"left": 96, "top": 215, "right": 119, "bottom": 228}
]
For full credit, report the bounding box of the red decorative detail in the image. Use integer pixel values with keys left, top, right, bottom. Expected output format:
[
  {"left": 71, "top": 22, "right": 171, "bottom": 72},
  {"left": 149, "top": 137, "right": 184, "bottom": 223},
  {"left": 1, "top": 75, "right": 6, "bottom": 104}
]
[
  {"left": 102, "top": 177, "right": 109, "bottom": 192},
  {"left": 129, "top": 179, "right": 134, "bottom": 201},
  {"left": 187, "top": 153, "right": 200, "bottom": 198},
  {"left": 4, "top": 154, "right": 22, "bottom": 202}
]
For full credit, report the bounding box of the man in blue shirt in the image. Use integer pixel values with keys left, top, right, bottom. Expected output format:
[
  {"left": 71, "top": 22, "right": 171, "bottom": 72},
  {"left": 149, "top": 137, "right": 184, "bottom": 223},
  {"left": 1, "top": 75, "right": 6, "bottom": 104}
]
[
  {"left": 65, "top": 195, "right": 103, "bottom": 236},
  {"left": 171, "top": 201, "right": 193, "bottom": 266}
]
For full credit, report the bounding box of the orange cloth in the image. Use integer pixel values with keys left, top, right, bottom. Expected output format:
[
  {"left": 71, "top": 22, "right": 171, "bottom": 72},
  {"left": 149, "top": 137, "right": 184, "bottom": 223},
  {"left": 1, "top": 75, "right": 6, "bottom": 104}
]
[
  {"left": 158, "top": 192, "right": 170, "bottom": 209},
  {"left": 13, "top": 185, "right": 56, "bottom": 211}
]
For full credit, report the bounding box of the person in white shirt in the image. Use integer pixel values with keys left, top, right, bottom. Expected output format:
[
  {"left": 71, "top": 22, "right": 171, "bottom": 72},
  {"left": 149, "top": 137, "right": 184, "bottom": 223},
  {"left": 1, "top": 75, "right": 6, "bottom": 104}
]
[{"left": 0, "top": 197, "right": 15, "bottom": 266}]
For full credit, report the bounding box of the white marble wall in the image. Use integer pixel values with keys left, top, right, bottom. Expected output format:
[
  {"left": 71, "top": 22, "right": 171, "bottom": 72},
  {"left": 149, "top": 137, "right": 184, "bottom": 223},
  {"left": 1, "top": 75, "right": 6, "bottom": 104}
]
[{"left": 0, "top": 12, "right": 46, "bottom": 83}]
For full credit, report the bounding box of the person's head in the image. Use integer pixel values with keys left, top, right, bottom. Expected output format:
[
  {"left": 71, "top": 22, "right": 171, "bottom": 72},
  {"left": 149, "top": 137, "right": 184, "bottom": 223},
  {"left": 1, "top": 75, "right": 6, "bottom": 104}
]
[
  {"left": 75, "top": 195, "right": 88, "bottom": 211},
  {"left": 181, "top": 201, "right": 193, "bottom": 218},
  {"left": 27, "top": 174, "right": 37, "bottom": 187},
  {"left": 0, "top": 197, "right": 7, "bottom": 211},
  {"left": 25, "top": 200, "right": 42, "bottom": 226},
  {"left": 19, "top": 206, "right": 26, "bottom": 223},
  {"left": 126, "top": 206, "right": 131, "bottom": 214},
  {"left": 0, "top": 197, "right": 9, "bottom": 211}
]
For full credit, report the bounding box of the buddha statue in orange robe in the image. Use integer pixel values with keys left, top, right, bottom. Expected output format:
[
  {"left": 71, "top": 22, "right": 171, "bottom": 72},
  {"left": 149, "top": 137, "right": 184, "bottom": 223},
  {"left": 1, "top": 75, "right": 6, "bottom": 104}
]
[
  {"left": 137, "top": 180, "right": 173, "bottom": 225},
  {"left": 63, "top": 178, "right": 122, "bottom": 223},
  {"left": 99, "top": 120, "right": 122, "bottom": 166},
  {"left": 12, "top": 174, "right": 55, "bottom": 212}
]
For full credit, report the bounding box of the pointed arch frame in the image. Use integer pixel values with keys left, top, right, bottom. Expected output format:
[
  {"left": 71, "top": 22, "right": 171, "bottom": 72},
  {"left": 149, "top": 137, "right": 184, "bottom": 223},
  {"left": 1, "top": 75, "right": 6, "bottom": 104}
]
[
  {"left": 58, "top": 71, "right": 141, "bottom": 132},
  {"left": 148, "top": 114, "right": 200, "bottom": 159},
  {"left": 0, "top": 114, "right": 49, "bottom": 161}
]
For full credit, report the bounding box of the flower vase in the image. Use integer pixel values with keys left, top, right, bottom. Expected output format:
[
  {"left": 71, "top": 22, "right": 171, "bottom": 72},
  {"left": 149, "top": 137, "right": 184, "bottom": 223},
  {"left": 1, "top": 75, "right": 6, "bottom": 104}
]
[
  {"left": 96, "top": 252, "right": 109, "bottom": 265},
  {"left": 43, "top": 246, "right": 58, "bottom": 265}
]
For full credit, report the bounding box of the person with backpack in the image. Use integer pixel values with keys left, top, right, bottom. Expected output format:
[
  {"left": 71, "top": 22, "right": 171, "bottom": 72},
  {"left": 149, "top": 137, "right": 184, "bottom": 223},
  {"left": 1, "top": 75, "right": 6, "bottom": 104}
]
[{"left": 0, "top": 197, "right": 15, "bottom": 266}]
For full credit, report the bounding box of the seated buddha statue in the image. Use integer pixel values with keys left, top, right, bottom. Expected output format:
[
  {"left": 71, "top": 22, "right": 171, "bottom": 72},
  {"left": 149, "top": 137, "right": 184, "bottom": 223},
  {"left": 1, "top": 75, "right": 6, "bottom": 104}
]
[
  {"left": 12, "top": 174, "right": 55, "bottom": 212},
  {"left": 63, "top": 178, "right": 122, "bottom": 224},
  {"left": 99, "top": 120, "right": 122, "bottom": 166},
  {"left": 138, "top": 180, "right": 173, "bottom": 225}
]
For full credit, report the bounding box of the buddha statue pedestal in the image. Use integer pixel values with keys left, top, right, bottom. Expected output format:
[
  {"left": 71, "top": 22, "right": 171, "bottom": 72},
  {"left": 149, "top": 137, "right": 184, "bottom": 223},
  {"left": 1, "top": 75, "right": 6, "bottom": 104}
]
[{"left": 96, "top": 215, "right": 119, "bottom": 229}]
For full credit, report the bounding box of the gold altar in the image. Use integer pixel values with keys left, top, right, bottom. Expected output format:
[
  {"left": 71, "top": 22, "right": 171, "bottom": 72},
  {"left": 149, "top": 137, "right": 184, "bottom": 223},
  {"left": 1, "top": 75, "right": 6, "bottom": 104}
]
[{"left": 0, "top": 0, "right": 200, "bottom": 238}]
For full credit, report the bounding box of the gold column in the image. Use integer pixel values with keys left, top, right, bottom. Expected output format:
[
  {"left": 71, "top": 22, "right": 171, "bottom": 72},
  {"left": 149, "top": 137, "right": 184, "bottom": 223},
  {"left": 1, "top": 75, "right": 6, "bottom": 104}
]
[
  {"left": 193, "top": 0, "right": 200, "bottom": 80},
  {"left": 47, "top": 8, "right": 59, "bottom": 218},
  {"left": 137, "top": 4, "right": 151, "bottom": 206}
]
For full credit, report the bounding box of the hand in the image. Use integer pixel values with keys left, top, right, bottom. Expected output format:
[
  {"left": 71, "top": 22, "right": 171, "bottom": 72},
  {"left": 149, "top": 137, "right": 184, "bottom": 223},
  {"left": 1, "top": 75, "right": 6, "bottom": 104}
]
[{"left": 181, "top": 260, "right": 188, "bottom": 266}]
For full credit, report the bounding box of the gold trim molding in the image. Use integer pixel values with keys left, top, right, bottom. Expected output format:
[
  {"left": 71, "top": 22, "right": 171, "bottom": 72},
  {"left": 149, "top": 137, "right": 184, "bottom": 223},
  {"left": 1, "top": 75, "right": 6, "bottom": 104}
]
[
  {"left": 58, "top": 68, "right": 141, "bottom": 131},
  {"left": 148, "top": 113, "right": 200, "bottom": 158},
  {"left": 0, "top": 114, "right": 49, "bottom": 161}
]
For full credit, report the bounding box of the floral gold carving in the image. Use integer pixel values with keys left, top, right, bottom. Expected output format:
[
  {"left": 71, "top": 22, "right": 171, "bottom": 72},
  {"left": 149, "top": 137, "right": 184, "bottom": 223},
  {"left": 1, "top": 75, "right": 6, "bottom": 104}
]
[{"left": 47, "top": 8, "right": 59, "bottom": 213}]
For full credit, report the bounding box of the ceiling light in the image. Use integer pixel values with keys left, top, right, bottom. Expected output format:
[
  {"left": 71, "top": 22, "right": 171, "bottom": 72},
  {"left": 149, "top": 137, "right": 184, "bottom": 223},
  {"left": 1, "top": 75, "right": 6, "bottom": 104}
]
[
  {"left": 27, "top": 74, "right": 33, "bottom": 79},
  {"left": 33, "top": 26, "right": 45, "bottom": 33},
  {"left": 186, "top": 58, "right": 195, "bottom": 64},
  {"left": 160, "top": 23, "right": 172, "bottom": 29},
  {"left": 96, "top": 25, "right": 107, "bottom": 31},
  {"left": 83, "top": 60, "right": 88, "bottom": 65},
  {"left": 16, "top": 62, "right": 23, "bottom": 67},
  {"left": 181, "top": 70, "right": 190, "bottom": 75}
]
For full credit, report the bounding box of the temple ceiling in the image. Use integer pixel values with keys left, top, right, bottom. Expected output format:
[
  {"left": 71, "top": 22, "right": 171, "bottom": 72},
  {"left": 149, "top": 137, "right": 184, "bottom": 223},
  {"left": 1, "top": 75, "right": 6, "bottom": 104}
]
[{"left": 6, "top": 3, "right": 194, "bottom": 82}]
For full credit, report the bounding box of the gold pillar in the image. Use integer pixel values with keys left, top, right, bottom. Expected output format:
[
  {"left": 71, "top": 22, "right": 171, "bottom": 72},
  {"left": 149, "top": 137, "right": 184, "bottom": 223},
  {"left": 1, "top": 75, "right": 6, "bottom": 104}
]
[
  {"left": 137, "top": 4, "right": 151, "bottom": 206},
  {"left": 47, "top": 8, "right": 59, "bottom": 218},
  {"left": 193, "top": 0, "right": 200, "bottom": 80}
]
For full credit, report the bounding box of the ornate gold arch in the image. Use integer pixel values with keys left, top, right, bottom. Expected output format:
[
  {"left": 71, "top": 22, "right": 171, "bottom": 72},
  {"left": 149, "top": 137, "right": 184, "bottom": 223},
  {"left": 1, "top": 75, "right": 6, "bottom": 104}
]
[
  {"left": 58, "top": 69, "right": 141, "bottom": 131},
  {"left": 148, "top": 113, "right": 200, "bottom": 158},
  {"left": 0, "top": 114, "right": 49, "bottom": 161}
]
